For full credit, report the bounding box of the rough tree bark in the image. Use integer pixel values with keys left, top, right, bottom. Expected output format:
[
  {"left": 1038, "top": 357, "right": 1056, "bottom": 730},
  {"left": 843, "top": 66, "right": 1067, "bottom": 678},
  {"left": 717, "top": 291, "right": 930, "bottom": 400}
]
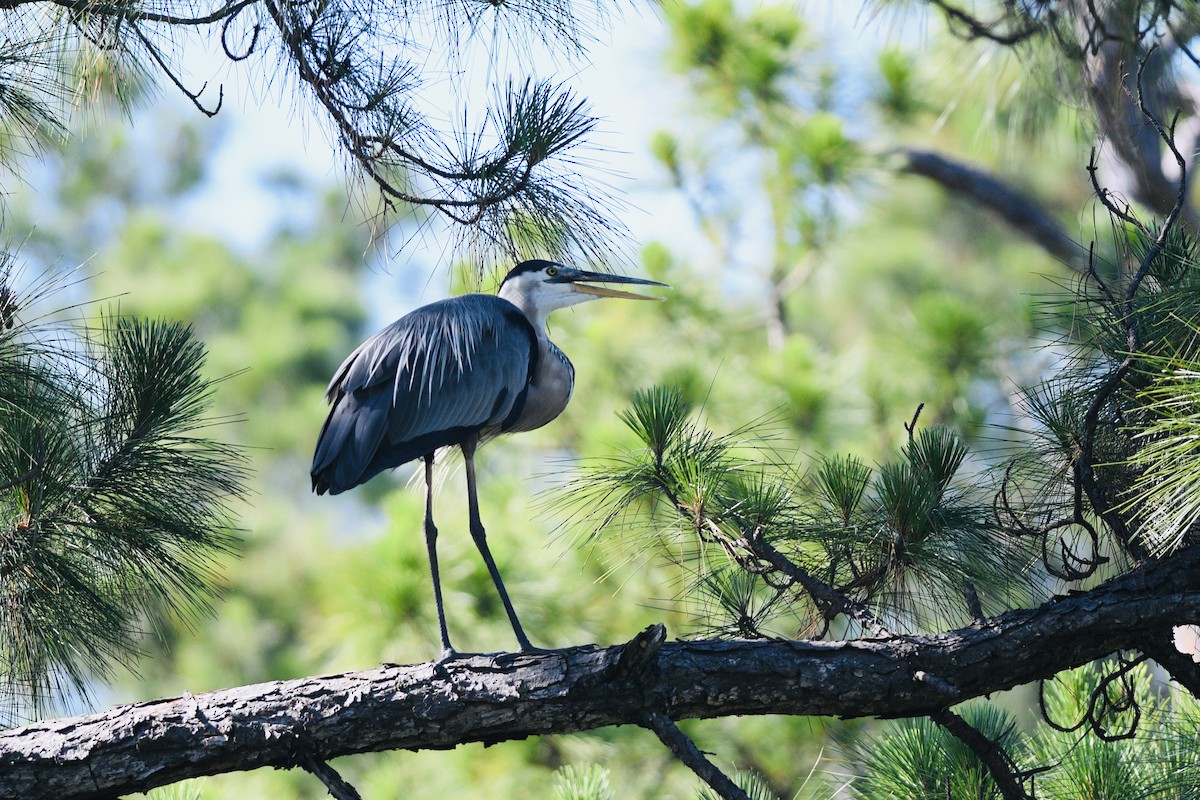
[{"left": 3, "top": 545, "right": 1200, "bottom": 800}]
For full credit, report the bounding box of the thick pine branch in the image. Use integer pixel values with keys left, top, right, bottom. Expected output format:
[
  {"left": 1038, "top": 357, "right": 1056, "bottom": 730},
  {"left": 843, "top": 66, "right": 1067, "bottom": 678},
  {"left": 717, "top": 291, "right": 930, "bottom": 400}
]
[{"left": 4, "top": 546, "right": 1200, "bottom": 799}]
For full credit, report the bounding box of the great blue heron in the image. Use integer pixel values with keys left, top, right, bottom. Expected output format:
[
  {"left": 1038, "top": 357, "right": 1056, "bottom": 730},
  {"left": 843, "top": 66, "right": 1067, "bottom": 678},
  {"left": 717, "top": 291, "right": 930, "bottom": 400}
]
[{"left": 311, "top": 259, "right": 666, "bottom": 658}]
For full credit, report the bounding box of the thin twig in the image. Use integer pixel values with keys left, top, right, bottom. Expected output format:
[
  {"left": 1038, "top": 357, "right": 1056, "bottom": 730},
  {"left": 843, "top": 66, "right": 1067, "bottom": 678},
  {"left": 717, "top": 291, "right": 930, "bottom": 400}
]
[
  {"left": 263, "top": 0, "right": 574, "bottom": 222},
  {"left": 0, "top": 0, "right": 261, "bottom": 26},
  {"left": 643, "top": 710, "right": 750, "bottom": 800},
  {"left": 1087, "top": 653, "right": 1148, "bottom": 741},
  {"left": 747, "top": 532, "right": 893, "bottom": 638},
  {"left": 221, "top": 7, "right": 259, "bottom": 61},
  {"left": 904, "top": 403, "right": 924, "bottom": 441},
  {"left": 926, "top": 0, "right": 1045, "bottom": 45},
  {"left": 652, "top": 457, "right": 892, "bottom": 637},
  {"left": 130, "top": 22, "right": 222, "bottom": 117}
]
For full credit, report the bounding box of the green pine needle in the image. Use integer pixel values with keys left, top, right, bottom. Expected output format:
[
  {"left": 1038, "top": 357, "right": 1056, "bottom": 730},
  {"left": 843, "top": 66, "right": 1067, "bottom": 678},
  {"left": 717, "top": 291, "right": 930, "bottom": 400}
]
[
  {"left": 553, "top": 764, "right": 615, "bottom": 800},
  {"left": 1120, "top": 347, "right": 1200, "bottom": 555},
  {"left": 619, "top": 385, "right": 692, "bottom": 463},
  {"left": 852, "top": 705, "right": 1023, "bottom": 800},
  {"left": 0, "top": 305, "right": 245, "bottom": 719},
  {"left": 813, "top": 454, "right": 870, "bottom": 524},
  {"left": 559, "top": 385, "right": 1040, "bottom": 637},
  {"left": 696, "top": 769, "right": 782, "bottom": 800}
]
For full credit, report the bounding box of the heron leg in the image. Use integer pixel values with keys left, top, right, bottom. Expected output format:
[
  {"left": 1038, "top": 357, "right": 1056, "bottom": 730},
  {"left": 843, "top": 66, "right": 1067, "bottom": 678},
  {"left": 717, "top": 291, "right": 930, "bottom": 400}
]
[
  {"left": 423, "top": 453, "right": 456, "bottom": 662},
  {"left": 461, "top": 438, "right": 538, "bottom": 652}
]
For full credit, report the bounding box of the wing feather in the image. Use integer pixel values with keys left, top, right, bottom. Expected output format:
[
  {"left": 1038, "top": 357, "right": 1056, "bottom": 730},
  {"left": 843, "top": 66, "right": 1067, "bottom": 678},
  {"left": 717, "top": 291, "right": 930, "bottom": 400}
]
[{"left": 311, "top": 294, "right": 537, "bottom": 494}]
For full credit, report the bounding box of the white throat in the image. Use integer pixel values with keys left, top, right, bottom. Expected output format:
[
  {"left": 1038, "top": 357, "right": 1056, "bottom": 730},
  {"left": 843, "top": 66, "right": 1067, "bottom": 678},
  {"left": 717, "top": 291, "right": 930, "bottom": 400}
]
[{"left": 499, "top": 280, "right": 595, "bottom": 333}]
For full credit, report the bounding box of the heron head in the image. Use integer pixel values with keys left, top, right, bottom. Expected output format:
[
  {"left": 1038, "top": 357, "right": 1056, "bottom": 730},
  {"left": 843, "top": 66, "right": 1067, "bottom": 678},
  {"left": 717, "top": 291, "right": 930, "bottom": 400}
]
[{"left": 498, "top": 260, "right": 668, "bottom": 321}]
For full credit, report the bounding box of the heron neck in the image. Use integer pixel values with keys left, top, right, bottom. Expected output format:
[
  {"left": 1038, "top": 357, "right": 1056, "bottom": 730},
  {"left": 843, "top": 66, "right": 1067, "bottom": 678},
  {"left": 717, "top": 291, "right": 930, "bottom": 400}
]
[{"left": 499, "top": 294, "right": 551, "bottom": 338}]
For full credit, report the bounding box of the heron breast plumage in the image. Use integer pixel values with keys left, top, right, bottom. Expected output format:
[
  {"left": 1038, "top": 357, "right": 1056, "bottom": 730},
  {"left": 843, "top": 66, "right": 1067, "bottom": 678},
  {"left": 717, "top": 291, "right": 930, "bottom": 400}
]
[{"left": 506, "top": 340, "right": 574, "bottom": 433}]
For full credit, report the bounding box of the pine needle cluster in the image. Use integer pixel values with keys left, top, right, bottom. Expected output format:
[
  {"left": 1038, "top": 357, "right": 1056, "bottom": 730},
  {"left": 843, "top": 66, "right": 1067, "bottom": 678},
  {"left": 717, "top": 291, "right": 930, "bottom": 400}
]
[
  {"left": 1008, "top": 221, "right": 1200, "bottom": 566},
  {"left": 558, "top": 386, "right": 1035, "bottom": 638},
  {"left": 851, "top": 705, "right": 1024, "bottom": 800},
  {"left": 0, "top": 0, "right": 630, "bottom": 270},
  {"left": 852, "top": 662, "right": 1200, "bottom": 800},
  {"left": 0, "top": 263, "right": 245, "bottom": 720},
  {"left": 554, "top": 219, "right": 1200, "bottom": 638}
]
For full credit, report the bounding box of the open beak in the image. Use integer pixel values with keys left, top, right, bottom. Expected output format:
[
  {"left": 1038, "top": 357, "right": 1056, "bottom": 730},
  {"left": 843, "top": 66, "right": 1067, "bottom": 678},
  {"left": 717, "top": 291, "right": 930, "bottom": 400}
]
[{"left": 563, "top": 269, "right": 670, "bottom": 301}]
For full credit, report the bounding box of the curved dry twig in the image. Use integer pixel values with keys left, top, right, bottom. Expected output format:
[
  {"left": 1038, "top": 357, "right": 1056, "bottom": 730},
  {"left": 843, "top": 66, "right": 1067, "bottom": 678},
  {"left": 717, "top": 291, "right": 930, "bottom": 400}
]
[{"left": 926, "top": 0, "right": 1046, "bottom": 45}]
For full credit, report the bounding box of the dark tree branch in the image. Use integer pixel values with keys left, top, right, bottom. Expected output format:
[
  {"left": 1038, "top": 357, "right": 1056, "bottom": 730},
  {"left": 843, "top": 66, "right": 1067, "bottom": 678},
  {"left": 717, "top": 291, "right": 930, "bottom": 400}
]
[
  {"left": 1139, "top": 628, "right": 1200, "bottom": 696},
  {"left": 4, "top": 545, "right": 1200, "bottom": 800},
  {"left": 1077, "top": 49, "right": 1190, "bottom": 564},
  {"left": 1086, "top": 653, "right": 1147, "bottom": 741},
  {"left": 747, "top": 531, "right": 892, "bottom": 637},
  {"left": 643, "top": 711, "right": 750, "bottom": 800},
  {"left": 0, "top": 0, "right": 261, "bottom": 26},
  {"left": 650, "top": 456, "right": 891, "bottom": 637},
  {"left": 0, "top": 0, "right": 607, "bottom": 257},
  {"left": 929, "top": 708, "right": 1031, "bottom": 800},
  {"left": 897, "top": 148, "right": 1085, "bottom": 270},
  {"left": 130, "top": 22, "right": 223, "bottom": 117},
  {"left": 301, "top": 757, "right": 363, "bottom": 800},
  {"left": 925, "top": 0, "right": 1045, "bottom": 46},
  {"left": 1075, "top": 2, "right": 1200, "bottom": 230},
  {"left": 922, "top": 3, "right": 1200, "bottom": 234}
]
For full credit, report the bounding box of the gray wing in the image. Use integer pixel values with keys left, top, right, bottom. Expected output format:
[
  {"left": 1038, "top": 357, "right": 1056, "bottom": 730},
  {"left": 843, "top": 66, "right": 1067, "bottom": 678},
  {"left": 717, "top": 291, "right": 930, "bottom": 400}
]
[{"left": 311, "top": 294, "right": 537, "bottom": 494}]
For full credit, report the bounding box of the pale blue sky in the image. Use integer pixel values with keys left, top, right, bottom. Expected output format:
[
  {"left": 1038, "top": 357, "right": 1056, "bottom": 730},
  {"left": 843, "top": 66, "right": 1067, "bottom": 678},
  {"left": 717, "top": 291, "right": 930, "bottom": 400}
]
[{"left": 158, "top": 1, "right": 898, "bottom": 320}]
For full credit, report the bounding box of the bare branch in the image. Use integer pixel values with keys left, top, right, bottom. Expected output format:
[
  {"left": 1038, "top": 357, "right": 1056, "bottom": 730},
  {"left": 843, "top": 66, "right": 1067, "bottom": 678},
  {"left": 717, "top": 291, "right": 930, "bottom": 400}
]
[
  {"left": 1077, "top": 47, "right": 1191, "bottom": 563},
  {"left": 746, "top": 530, "right": 893, "bottom": 637},
  {"left": 898, "top": 148, "right": 1086, "bottom": 270},
  {"left": 301, "top": 757, "right": 364, "bottom": 800},
  {"left": 0, "top": 0, "right": 261, "bottom": 27},
  {"left": 644, "top": 711, "right": 750, "bottom": 800},
  {"left": 925, "top": 0, "right": 1045, "bottom": 46},
  {"left": 130, "top": 22, "right": 223, "bottom": 117},
  {"left": 904, "top": 402, "right": 924, "bottom": 441},
  {"left": 649, "top": 454, "right": 892, "bottom": 637},
  {"left": 1139, "top": 630, "right": 1200, "bottom": 696},
  {"left": 1077, "top": 4, "right": 1200, "bottom": 230}
]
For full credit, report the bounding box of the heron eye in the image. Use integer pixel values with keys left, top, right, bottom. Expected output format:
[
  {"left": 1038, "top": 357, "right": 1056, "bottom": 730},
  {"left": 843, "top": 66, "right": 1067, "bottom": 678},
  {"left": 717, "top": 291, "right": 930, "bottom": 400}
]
[{"left": 546, "top": 266, "right": 558, "bottom": 277}]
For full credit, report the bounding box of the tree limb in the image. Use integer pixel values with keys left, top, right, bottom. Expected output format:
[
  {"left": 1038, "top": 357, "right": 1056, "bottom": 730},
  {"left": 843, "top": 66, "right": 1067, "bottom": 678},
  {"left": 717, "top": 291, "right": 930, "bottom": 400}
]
[
  {"left": 300, "top": 756, "right": 363, "bottom": 800},
  {"left": 4, "top": 546, "right": 1200, "bottom": 800},
  {"left": 1074, "top": 1, "right": 1200, "bottom": 230},
  {"left": 643, "top": 711, "right": 750, "bottom": 800},
  {"left": 929, "top": 708, "right": 1030, "bottom": 800},
  {"left": 1138, "top": 628, "right": 1200, "bottom": 696},
  {"left": 897, "top": 148, "right": 1085, "bottom": 270}
]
